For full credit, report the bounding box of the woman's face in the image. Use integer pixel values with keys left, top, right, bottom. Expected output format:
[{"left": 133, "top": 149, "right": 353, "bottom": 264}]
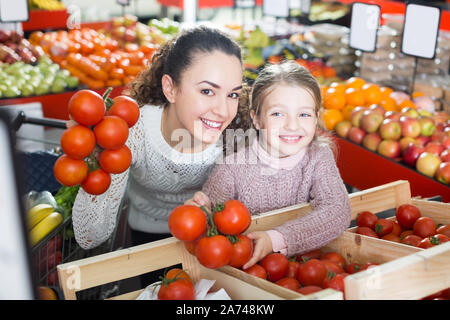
[
  {"left": 252, "top": 84, "right": 318, "bottom": 158},
  {"left": 164, "top": 50, "right": 243, "bottom": 150}
]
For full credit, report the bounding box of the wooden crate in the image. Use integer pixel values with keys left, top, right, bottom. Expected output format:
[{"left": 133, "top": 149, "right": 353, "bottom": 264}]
[
  {"left": 56, "top": 235, "right": 339, "bottom": 300},
  {"left": 218, "top": 180, "right": 450, "bottom": 300}
]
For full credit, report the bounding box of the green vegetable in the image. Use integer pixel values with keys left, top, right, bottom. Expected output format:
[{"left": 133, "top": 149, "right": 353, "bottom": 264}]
[{"left": 54, "top": 185, "right": 80, "bottom": 220}]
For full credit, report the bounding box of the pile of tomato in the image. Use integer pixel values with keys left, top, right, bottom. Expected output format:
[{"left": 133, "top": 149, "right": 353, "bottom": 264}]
[
  {"left": 169, "top": 200, "right": 253, "bottom": 269},
  {"left": 53, "top": 88, "right": 140, "bottom": 195},
  {"left": 355, "top": 204, "right": 450, "bottom": 249}
]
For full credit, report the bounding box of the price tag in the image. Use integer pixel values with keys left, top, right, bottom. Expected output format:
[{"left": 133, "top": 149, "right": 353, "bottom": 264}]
[
  {"left": 349, "top": 2, "right": 380, "bottom": 53},
  {"left": 116, "top": 0, "right": 130, "bottom": 5},
  {"left": 289, "top": 0, "right": 301, "bottom": 9},
  {"left": 235, "top": 0, "right": 255, "bottom": 9},
  {"left": 0, "top": 0, "right": 29, "bottom": 23},
  {"left": 300, "top": 0, "right": 311, "bottom": 14},
  {"left": 263, "top": 0, "right": 289, "bottom": 18},
  {"left": 401, "top": 3, "right": 441, "bottom": 60},
  {"left": 183, "top": 0, "right": 197, "bottom": 24}
]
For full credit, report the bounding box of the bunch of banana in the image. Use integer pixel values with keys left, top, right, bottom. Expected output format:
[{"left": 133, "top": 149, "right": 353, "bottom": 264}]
[
  {"left": 26, "top": 204, "right": 63, "bottom": 247},
  {"left": 29, "top": 0, "right": 65, "bottom": 11}
]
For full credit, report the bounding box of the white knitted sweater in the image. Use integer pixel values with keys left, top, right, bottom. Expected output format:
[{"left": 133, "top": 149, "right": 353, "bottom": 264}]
[{"left": 72, "top": 105, "right": 223, "bottom": 249}]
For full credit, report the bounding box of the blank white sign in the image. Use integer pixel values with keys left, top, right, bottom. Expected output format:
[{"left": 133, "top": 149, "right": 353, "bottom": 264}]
[
  {"left": 263, "top": 0, "right": 289, "bottom": 18},
  {"left": 0, "top": 0, "right": 28, "bottom": 23},
  {"left": 401, "top": 4, "right": 440, "bottom": 59},
  {"left": 300, "top": 0, "right": 311, "bottom": 14},
  {"left": 349, "top": 3, "right": 380, "bottom": 52},
  {"left": 235, "top": 0, "right": 256, "bottom": 8}
]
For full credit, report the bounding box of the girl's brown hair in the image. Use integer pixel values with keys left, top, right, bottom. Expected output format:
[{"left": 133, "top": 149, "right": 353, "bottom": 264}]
[{"left": 244, "top": 60, "right": 336, "bottom": 155}]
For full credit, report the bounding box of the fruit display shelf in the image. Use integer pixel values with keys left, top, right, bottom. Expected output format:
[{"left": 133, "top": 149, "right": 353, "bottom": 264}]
[
  {"left": 0, "top": 86, "right": 127, "bottom": 120},
  {"left": 334, "top": 135, "right": 450, "bottom": 202}
]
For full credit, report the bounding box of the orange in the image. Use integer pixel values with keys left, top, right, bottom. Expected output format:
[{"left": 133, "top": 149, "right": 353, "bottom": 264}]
[
  {"left": 398, "top": 99, "right": 416, "bottom": 110},
  {"left": 37, "top": 286, "right": 58, "bottom": 300},
  {"left": 342, "top": 105, "right": 356, "bottom": 121},
  {"left": 412, "top": 91, "right": 425, "bottom": 99},
  {"left": 322, "top": 66, "right": 336, "bottom": 78},
  {"left": 321, "top": 109, "right": 344, "bottom": 131},
  {"left": 344, "top": 88, "right": 365, "bottom": 106},
  {"left": 321, "top": 86, "right": 328, "bottom": 98},
  {"left": 345, "top": 77, "right": 366, "bottom": 90},
  {"left": 380, "top": 97, "right": 397, "bottom": 112},
  {"left": 329, "top": 82, "right": 346, "bottom": 94},
  {"left": 362, "top": 83, "right": 382, "bottom": 105},
  {"left": 380, "top": 86, "right": 394, "bottom": 99},
  {"left": 323, "top": 87, "right": 346, "bottom": 110}
]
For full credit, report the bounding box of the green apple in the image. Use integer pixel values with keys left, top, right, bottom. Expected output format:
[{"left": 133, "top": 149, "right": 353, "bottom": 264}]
[
  {"left": 29, "top": 67, "right": 40, "bottom": 77},
  {"left": 21, "top": 84, "right": 34, "bottom": 97},
  {"left": 51, "top": 78, "right": 66, "bottom": 93},
  {"left": 57, "top": 69, "right": 70, "bottom": 78},
  {"left": 66, "top": 76, "right": 79, "bottom": 88},
  {"left": 35, "top": 83, "right": 50, "bottom": 96},
  {"left": 4, "top": 86, "right": 20, "bottom": 98}
]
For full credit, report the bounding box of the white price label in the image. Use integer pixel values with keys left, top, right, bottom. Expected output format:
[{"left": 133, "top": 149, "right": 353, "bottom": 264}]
[
  {"left": 349, "top": 3, "right": 380, "bottom": 52},
  {"left": 263, "top": 0, "right": 289, "bottom": 18},
  {"left": 0, "top": 0, "right": 29, "bottom": 23},
  {"left": 235, "top": 0, "right": 255, "bottom": 8}
]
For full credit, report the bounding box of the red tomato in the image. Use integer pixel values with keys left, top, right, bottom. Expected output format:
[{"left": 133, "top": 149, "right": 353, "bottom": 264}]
[
  {"left": 295, "top": 249, "right": 322, "bottom": 262},
  {"left": 275, "top": 277, "right": 300, "bottom": 291},
  {"left": 98, "top": 145, "right": 132, "bottom": 173},
  {"left": 434, "top": 234, "right": 450, "bottom": 244},
  {"left": 322, "top": 272, "right": 348, "bottom": 296},
  {"left": 355, "top": 226, "right": 379, "bottom": 238},
  {"left": 321, "top": 260, "right": 345, "bottom": 274},
  {"left": 396, "top": 204, "right": 421, "bottom": 229},
  {"left": 287, "top": 261, "right": 300, "bottom": 278},
  {"left": 419, "top": 234, "right": 450, "bottom": 249},
  {"left": 228, "top": 235, "right": 253, "bottom": 268},
  {"left": 165, "top": 268, "right": 192, "bottom": 283},
  {"left": 399, "top": 230, "right": 414, "bottom": 240},
  {"left": 158, "top": 279, "right": 195, "bottom": 300},
  {"left": 296, "top": 259, "right": 327, "bottom": 287},
  {"left": 375, "top": 219, "right": 394, "bottom": 237},
  {"left": 345, "top": 262, "right": 362, "bottom": 274},
  {"left": 53, "top": 155, "right": 88, "bottom": 186},
  {"left": 168, "top": 205, "right": 207, "bottom": 241},
  {"left": 391, "top": 221, "right": 402, "bottom": 236},
  {"left": 213, "top": 200, "right": 251, "bottom": 236},
  {"left": 297, "top": 285, "right": 322, "bottom": 295},
  {"left": 360, "top": 262, "right": 378, "bottom": 270},
  {"left": 183, "top": 240, "right": 196, "bottom": 256},
  {"left": 81, "top": 168, "right": 111, "bottom": 195},
  {"left": 321, "top": 252, "right": 346, "bottom": 269},
  {"left": 60, "top": 125, "right": 96, "bottom": 160},
  {"left": 413, "top": 217, "right": 436, "bottom": 238},
  {"left": 356, "top": 211, "right": 378, "bottom": 230},
  {"left": 400, "top": 234, "right": 422, "bottom": 247},
  {"left": 68, "top": 89, "right": 105, "bottom": 126},
  {"left": 436, "top": 224, "right": 450, "bottom": 238},
  {"left": 243, "top": 264, "right": 267, "bottom": 279},
  {"left": 418, "top": 237, "right": 435, "bottom": 249},
  {"left": 195, "top": 235, "right": 232, "bottom": 269},
  {"left": 93, "top": 116, "right": 129, "bottom": 150},
  {"left": 260, "top": 253, "right": 289, "bottom": 282},
  {"left": 107, "top": 95, "right": 140, "bottom": 127},
  {"left": 381, "top": 233, "right": 401, "bottom": 242}
]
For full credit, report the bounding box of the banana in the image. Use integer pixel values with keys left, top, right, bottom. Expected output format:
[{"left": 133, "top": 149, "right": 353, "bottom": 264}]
[
  {"left": 26, "top": 203, "right": 54, "bottom": 230},
  {"left": 29, "top": 212, "right": 63, "bottom": 247}
]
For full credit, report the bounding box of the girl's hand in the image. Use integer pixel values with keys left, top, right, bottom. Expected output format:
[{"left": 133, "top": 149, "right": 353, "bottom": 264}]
[
  {"left": 66, "top": 115, "right": 78, "bottom": 129},
  {"left": 184, "top": 191, "right": 212, "bottom": 212},
  {"left": 242, "top": 231, "right": 273, "bottom": 270}
]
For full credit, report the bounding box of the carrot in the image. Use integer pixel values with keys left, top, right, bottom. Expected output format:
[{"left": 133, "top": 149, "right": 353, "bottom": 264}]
[{"left": 106, "top": 79, "right": 123, "bottom": 87}]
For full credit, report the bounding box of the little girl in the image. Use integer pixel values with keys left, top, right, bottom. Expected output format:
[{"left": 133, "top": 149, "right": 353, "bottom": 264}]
[{"left": 186, "top": 61, "right": 351, "bottom": 269}]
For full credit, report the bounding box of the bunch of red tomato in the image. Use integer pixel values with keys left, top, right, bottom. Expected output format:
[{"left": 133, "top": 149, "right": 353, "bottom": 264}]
[
  {"left": 355, "top": 204, "right": 450, "bottom": 249},
  {"left": 53, "top": 88, "right": 140, "bottom": 195},
  {"left": 168, "top": 200, "right": 253, "bottom": 269},
  {"left": 242, "top": 248, "right": 378, "bottom": 298}
]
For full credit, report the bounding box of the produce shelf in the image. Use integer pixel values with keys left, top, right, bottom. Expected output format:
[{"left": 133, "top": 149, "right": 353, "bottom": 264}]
[
  {"left": 0, "top": 86, "right": 127, "bottom": 120},
  {"left": 157, "top": 0, "right": 262, "bottom": 9},
  {"left": 334, "top": 135, "right": 450, "bottom": 203},
  {"left": 22, "top": 9, "right": 69, "bottom": 32}
]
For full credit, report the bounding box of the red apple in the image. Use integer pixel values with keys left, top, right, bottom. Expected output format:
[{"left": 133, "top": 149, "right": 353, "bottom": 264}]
[
  {"left": 416, "top": 152, "right": 442, "bottom": 177},
  {"left": 418, "top": 117, "right": 436, "bottom": 137},
  {"left": 443, "top": 136, "right": 450, "bottom": 149},
  {"left": 377, "top": 140, "right": 401, "bottom": 159},
  {"left": 415, "top": 135, "right": 432, "bottom": 147},
  {"left": 348, "top": 127, "right": 366, "bottom": 144},
  {"left": 360, "top": 110, "right": 384, "bottom": 133},
  {"left": 431, "top": 112, "right": 450, "bottom": 125},
  {"left": 362, "top": 132, "right": 382, "bottom": 152},
  {"left": 390, "top": 91, "right": 410, "bottom": 105},
  {"left": 403, "top": 144, "right": 425, "bottom": 167},
  {"left": 435, "top": 162, "right": 450, "bottom": 184},
  {"left": 431, "top": 131, "right": 445, "bottom": 143},
  {"left": 379, "top": 119, "right": 402, "bottom": 141},
  {"left": 436, "top": 122, "right": 446, "bottom": 132},
  {"left": 400, "top": 116, "right": 421, "bottom": 138},
  {"left": 368, "top": 104, "right": 386, "bottom": 117},
  {"left": 335, "top": 121, "right": 352, "bottom": 138},
  {"left": 424, "top": 141, "right": 445, "bottom": 156},
  {"left": 401, "top": 107, "right": 420, "bottom": 118},
  {"left": 350, "top": 106, "right": 368, "bottom": 128},
  {"left": 399, "top": 137, "right": 416, "bottom": 153},
  {"left": 385, "top": 111, "right": 402, "bottom": 121},
  {"left": 440, "top": 149, "right": 450, "bottom": 162}
]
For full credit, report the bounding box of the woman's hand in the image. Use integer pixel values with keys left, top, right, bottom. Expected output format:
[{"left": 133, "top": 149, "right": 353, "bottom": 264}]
[
  {"left": 242, "top": 231, "right": 273, "bottom": 269},
  {"left": 66, "top": 115, "right": 78, "bottom": 129},
  {"left": 184, "top": 191, "right": 212, "bottom": 213}
]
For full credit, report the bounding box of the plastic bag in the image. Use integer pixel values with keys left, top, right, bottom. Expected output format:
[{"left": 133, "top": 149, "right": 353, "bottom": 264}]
[{"left": 23, "top": 190, "right": 57, "bottom": 213}]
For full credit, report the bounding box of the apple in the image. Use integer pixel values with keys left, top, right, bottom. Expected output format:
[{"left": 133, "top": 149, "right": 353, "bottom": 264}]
[
  {"left": 379, "top": 119, "right": 402, "bottom": 141},
  {"left": 443, "top": 136, "right": 450, "bottom": 149},
  {"left": 415, "top": 135, "right": 432, "bottom": 147},
  {"left": 403, "top": 144, "right": 425, "bottom": 167},
  {"left": 399, "top": 137, "right": 416, "bottom": 153},
  {"left": 350, "top": 106, "right": 367, "bottom": 128},
  {"left": 348, "top": 127, "right": 366, "bottom": 144},
  {"left": 416, "top": 152, "right": 442, "bottom": 177},
  {"left": 385, "top": 111, "right": 402, "bottom": 121},
  {"left": 377, "top": 140, "right": 401, "bottom": 159},
  {"left": 430, "top": 131, "right": 445, "bottom": 143},
  {"left": 424, "top": 141, "right": 445, "bottom": 156},
  {"left": 400, "top": 116, "right": 421, "bottom": 138},
  {"left": 435, "top": 162, "right": 450, "bottom": 184},
  {"left": 401, "top": 107, "right": 420, "bottom": 118},
  {"left": 362, "top": 132, "right": 382, "bottom": 152},
  {"left": 390, "top": 91, "right": 410, "bottom": 105},
  {"left": 360, "top": 110, "right": 383, "bottom": 133},
  {"left": 418, "top": 117, "right": 436, "bottom": 137},
  {"left": 440, "top": 149, "right": 450, "bottom": 163},
  {"left": 335, "top": 121, "right": 352, "bottom": 138},
  {"left": 436, "top": 122, "right": 446, "bottom": 132},
  {"left": 431, "top": 112, "right": 450, "bottom": 125},
  {"left": 418, "top": 109, "right": 433, "bottom": 118},
  {"left": 368, "top": 104, "right": 386, "bottom": 117}
]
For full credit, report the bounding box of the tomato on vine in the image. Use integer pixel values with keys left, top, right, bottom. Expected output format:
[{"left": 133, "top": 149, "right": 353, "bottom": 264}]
[
  {"left": 99, "top": 145, "right": 132, "bottom": 174},
  {"left": 54, "top": 155, "right": 88, "bottom": 186},
  {"left": 60, "top": 125, "right": 96, "bottom": 160},
  {"left": 106, "top": 95, "right": 140, "bottom": 127},
  {"left": 68, "top": 89, "right": 105, "bottom": 126},
  {"left": 212, "top": 200, "right": 251, "bottom": 236},
  {"left": 81, "top": 168, "right": 111, "bottom": 195},
  {"left": 168, "top": 205, "right": 207, "bottom": 241},
  {"left": 94, "top": 115, "right": 129, "bottom": 150}
]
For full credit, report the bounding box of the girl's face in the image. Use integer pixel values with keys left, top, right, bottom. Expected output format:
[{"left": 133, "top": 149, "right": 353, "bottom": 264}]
[
  {"left": 163, "top": 50, "right": 243, "bottom": 150},
  {"left": 252, "top": 84, "right": 318, "bottom": 158}
]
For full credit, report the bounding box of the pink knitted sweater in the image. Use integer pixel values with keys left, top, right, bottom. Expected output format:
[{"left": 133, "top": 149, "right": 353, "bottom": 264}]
[{"left": 202, "top": 141, "right": 351, "bottom": 257}]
